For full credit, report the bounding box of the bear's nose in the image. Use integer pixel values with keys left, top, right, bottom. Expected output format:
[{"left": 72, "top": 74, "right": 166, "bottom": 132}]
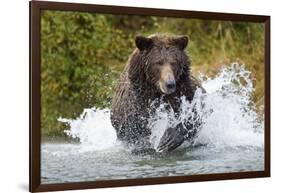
[{"left": 166, "top": 80, "right": 176, "bottom": 90}]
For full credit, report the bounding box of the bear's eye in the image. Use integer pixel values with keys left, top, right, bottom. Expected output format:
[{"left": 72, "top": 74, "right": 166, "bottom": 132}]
[
  {"left": 170, "top": 62, "right": 177, "bottom": 66},
  {"left": 155, "top": 61, "right": 163, "bottom": 66}
]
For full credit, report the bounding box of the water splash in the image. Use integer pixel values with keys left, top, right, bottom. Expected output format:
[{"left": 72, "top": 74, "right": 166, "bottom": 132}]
[
  {"left": 196, "top": 64, "right": 264, "bottom": 149},
  {"left": 148, "top": 89, "right": 206, "bottom": 150},
  {"left": 60, "top": 63, "right": 264, "bottom": 151},
  {"left": 58, "top": 108, "right": 117, "bottom": 151}
]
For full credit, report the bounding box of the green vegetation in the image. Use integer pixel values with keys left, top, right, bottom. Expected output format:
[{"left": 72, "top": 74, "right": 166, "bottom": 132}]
[{"left": 41, "top": 10, "right": 264, "bottom": 137}]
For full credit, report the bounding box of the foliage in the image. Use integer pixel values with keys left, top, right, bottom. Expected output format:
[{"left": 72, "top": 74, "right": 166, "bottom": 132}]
[{"left": 41, "top": 11, "right": 264, "bottom": 137}]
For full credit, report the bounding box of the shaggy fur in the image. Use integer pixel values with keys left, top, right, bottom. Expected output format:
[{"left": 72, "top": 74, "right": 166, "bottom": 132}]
[{"left": 110, "top": 34, "right": 203, "bottom": 152}]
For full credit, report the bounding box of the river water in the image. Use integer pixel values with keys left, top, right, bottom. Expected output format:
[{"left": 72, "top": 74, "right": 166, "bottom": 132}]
[{"left": 41, "top": 64, "right": 264, "bottom": 184}]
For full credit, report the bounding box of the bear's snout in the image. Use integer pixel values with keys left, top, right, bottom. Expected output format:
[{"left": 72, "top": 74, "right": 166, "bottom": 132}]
[
  {"left": 166, "top": 80, "right": 176, "bottom": 92},
  {"left": 159, "top": 78, "right": 176, "bottom": 94},
  {"left": 159, "top": 63, "right": 176, "bottom": 94}
]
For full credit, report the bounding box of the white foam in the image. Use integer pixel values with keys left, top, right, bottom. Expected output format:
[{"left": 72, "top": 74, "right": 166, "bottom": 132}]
[
  {"left": 196, "top": 64, "right": 264, "bottom": 148},
  {"left": 60, "top": 63, "right": 264, "bottom": 151},
  {"left": 58, "top": 108, "right": 117, "bottom": 151}
]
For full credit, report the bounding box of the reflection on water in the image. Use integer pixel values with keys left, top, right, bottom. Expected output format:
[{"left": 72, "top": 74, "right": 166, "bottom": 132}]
[{"left": 41, "top": 142, "right": 264, "bottom": 183}]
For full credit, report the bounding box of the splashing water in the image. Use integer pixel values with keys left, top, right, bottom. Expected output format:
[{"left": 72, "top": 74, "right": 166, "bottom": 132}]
[
  {"left": 59, "top": 63, "right": 264, "bottom": 151},
  {"left": 58, "top": 108, "right": 118, "bottom": 151},
  {"left": 195, "top": 64, "right": 264, "bottom": 149},
  {"left": 41, "top": 64, "right": 264, "bottom": 184}
]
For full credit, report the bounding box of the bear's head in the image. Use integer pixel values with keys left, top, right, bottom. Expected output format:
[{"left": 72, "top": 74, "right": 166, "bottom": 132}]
[{"left": 128, "top": 34, "right": 190, "bottom": 95}]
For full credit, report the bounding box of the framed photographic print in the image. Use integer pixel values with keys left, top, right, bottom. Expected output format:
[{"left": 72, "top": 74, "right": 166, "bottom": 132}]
[{"left": 29, "top": 1, "right": 270, "bottom": 192}]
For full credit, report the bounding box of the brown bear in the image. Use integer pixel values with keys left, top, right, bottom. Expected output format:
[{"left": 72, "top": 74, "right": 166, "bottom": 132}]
[{"left": 110, "top": 34, "right": 204, "bottom": 153}]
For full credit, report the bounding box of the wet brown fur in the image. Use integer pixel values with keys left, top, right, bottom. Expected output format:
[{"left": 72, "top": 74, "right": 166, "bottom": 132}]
[{"left": 110, "top": 34, "right": 203, "bottom": 146}]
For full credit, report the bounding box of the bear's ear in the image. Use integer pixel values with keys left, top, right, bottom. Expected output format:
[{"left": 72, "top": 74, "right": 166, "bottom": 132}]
[
  {"left": 173, "top": 36, "right": 189, "bottom": 50},
  {"left": 135, "top": 35, "right": 153, "bottom": 51}
]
